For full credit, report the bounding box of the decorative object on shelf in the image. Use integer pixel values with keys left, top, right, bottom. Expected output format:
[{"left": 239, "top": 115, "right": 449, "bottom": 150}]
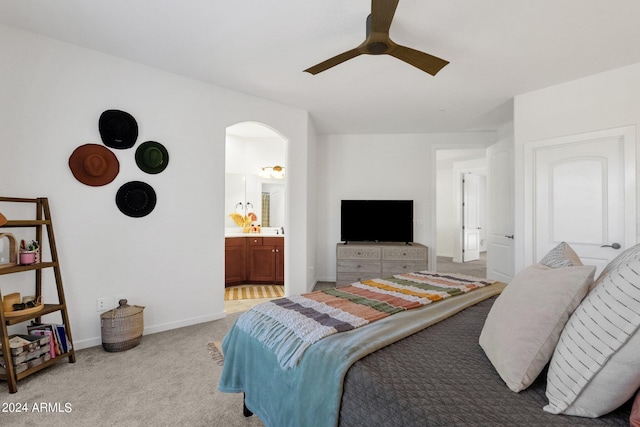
[
  {"left": 0, "top": 233, "right": 18, "bottom": 268},
  {"left": 0, "top": 212, "right": 6, "bottom": 226},
  {"left": 68, "top": 143, "right": 120, "bottom": 186},
  {"left": 99, "top": 109, "right": 138, "bottom": 149},
  {"left": 100, "top": 299, "right": 145, "bottom": 352},
  {"left": 19, "top": 239, "right": 39, "bottom": 265},
  {"left": 115, "top": 181, "right": 157, "bottom": 218},
  {"left": 135, "top": 141, "right": 169, "bottom": 174},
  {"left": 5, "top": 296, "right": 44, "bottom": 318},
  {"left": 2, "top": 292, "right": 20, "bottom": 313},
  {"left": 259, "top": 165, "right": 285, "bottom": 180},
  {"left": 229, "top": 211, "right": 257, "bottom": 233}
]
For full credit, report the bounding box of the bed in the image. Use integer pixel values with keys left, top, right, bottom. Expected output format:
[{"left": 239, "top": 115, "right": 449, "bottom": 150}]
[{"left": 219, "top": 242, "right": 640, "bottom": 426}]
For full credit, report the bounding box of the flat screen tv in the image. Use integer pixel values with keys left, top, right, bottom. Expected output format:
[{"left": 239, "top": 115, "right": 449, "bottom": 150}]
[{"left": 341, "top": 200, "right": 414, "bottom": 243}]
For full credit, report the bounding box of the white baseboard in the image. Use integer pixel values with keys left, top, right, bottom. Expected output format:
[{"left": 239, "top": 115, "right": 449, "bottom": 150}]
[{"left": 73, "top": 311, "right": 227, "bottom": 350}]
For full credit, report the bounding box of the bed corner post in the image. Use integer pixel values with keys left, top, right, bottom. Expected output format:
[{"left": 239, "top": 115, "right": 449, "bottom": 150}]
[{"left": 243, "top": 393, "right": 254, "bottom": 417}]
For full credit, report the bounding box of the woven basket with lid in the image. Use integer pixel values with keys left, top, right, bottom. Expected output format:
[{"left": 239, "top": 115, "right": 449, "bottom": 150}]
[{"left": 100, "top": 299, "right": 144, "bottom": 352}]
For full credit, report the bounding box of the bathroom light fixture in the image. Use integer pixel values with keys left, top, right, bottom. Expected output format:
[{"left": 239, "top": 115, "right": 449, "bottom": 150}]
[{"left": 259, "top": 165, "right": 285, "bottom": 179}]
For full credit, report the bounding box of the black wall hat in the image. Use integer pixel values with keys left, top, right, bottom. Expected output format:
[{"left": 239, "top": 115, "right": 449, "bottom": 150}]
[
  {"left": 99, "top": 109, "right": 138, "bottom": 149},
  {"left": 135, "top": 141, "right": 169, "bottom": 174},
  {"left": 116, "top": 181, "right": 157, "bottom": 218}
]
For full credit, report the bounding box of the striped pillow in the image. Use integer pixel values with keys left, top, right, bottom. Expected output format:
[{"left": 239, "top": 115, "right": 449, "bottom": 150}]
[
  {"left": 540, "top": 242, "right": 583, "bottom": 268},
  {"left": 544, "top": 243, "right": 640, "bottom": 417}
]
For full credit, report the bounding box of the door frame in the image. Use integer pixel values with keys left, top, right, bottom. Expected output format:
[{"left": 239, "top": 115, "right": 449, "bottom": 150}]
[
  {"left": 433, "top": 147, "right": 489, "bottom": 270},
  {"left": 522, "top": 126, "right": 637, "bottom": 267},
  {"left": 461, "top": 172, "right": 482, "bottom": 262}
]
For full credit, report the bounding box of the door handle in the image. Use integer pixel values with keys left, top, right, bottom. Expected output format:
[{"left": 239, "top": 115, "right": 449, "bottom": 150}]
[
  {"left": 505, "top": 235, "right": 514, "bottom": 239},
  {"left": 601, "top": 243, "right": 621, "bottom": 250}
]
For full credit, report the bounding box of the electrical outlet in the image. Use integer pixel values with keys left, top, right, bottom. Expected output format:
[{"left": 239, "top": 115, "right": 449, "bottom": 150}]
[
  {"left": 97, "top": 297, "right": 110, "bottom": 312},
  {"left": 114, "top": 295, "right": 126, "bottom": 308}
]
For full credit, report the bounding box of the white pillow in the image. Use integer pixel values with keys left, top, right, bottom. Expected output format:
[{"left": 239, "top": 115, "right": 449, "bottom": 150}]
[
  {"left": 544, "top": 243, "right": 640, "bottom": 417},
  {"left": 479, "top": 263, "right": 595, "bottom": 392}
]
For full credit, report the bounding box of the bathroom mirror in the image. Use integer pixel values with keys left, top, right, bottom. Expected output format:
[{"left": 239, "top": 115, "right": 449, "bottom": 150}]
[{"left": 225, "top": 173, "right": 285, "bottom": 230}]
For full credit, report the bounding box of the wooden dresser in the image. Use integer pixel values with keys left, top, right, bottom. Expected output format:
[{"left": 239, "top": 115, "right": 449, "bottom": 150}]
[{"left": 336, "top": 242, "right": 428, "bottom": 286}]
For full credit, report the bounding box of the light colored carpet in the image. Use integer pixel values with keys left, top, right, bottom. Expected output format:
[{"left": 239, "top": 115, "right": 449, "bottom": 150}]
[
  {"left": 0, "top": 312, "right": 265, "bottom": 427},
  {"left": 436, "top": 253, "right": 487, "bottom": 278},
  {"left": 224, "top": 285, "right": 284, "bottom": 301}
]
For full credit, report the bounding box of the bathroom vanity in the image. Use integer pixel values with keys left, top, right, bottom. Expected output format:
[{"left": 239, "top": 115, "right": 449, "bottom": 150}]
[{"left": 225, "top": 235, "right": 284, "bottom": 287}]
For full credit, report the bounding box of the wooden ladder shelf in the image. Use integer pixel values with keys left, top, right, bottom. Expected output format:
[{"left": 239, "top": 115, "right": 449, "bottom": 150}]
[{"left": 0, "top": 197, "right": 75, "bottom": 393}]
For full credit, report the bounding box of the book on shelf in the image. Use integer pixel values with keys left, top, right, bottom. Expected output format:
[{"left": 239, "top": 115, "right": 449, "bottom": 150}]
[{"left": 27, "top": 322, "right": 72, "bottom": 355}]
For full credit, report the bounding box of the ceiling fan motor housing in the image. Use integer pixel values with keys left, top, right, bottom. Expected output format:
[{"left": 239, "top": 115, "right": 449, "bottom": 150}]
[{"left": 367, "top": 42, "right": 388, "bottom": 54}]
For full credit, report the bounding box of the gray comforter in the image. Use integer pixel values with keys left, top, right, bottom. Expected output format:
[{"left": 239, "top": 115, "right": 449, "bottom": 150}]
[{"left": 339, "top": 296, "right": 632, "bottom": 426}]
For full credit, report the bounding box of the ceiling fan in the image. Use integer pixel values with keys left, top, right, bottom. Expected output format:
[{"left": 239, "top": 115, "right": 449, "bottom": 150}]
[{"left": 304, "top": 0, "right": 449, "bottom": 76}]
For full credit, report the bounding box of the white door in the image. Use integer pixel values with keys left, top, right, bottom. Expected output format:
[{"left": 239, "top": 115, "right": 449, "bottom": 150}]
[
  {"left": 462, "top": 173, "right": 481, "bottom": 262},
  {"left": 486, "top": 139, "right": 515, "bottom": 282},
  {"left": 525, "top": 127, "right": 636, "bottom": 277}
]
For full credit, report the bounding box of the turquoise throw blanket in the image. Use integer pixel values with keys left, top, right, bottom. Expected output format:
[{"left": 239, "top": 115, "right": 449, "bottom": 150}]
[{"left": 219, "top": 283, "right": 504, "bottom": 427}]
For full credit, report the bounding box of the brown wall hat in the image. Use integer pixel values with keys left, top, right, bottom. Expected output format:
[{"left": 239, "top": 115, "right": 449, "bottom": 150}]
[
  {"left": 115, "top": 181, "right": 157, "bottom": 218},
  {"left": 0, "top": 212, "right": 6, "bottom": 226},
  {"left": 69, "top": 144, "right": 120, "bottom": 186},
  {"left": 99, "top": 109, "right": 138, "bottom": 149},
  {"left": 135, "top": 141, "right": 169, "bottom": 174}
]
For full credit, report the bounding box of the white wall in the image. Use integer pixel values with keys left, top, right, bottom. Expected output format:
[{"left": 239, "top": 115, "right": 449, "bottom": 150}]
[
  {"left": 315, "top": 132, "right": 495, "bottom": 281},
  {"left": 436, "top": 168, "right": 455, "bottom": 257},
  {"left": 225, "top": 134, "right": 285, "bottom": 176},
  {"left": 0, "top": 25, "right": 314, "bottom": 348},
  {"left": 514, "top": 62, "right": 640, "bottom": 272}
]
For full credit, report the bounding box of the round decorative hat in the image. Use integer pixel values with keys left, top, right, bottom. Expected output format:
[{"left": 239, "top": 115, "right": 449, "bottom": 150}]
[
  {"left": 99, "top": 109, "right": 138, "bottom": 149},
  {"left": 135, "top": 141, "right": 169, "bottom": 174},
  {"left": 115, "top": 181, "right": 157, "bottom": 218},
  {"left": 69, "top": 144, "right": 120, "bottom": 186}
]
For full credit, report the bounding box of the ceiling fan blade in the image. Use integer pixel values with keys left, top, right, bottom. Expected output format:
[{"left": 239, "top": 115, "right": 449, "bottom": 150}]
[
  {"left": 304, "top": 48, "right": 362, "bottom": 75},
  {"left": 370, "top": 0, "right": 399, "bottom": 34},
  {"left": 388, "top": 44, "right": 449, "bottom": 76}
]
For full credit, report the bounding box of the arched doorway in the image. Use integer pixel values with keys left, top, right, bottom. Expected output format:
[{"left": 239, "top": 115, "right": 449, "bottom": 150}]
[{"left": 224, "top": 121, "right": 287, "bottom": 311}]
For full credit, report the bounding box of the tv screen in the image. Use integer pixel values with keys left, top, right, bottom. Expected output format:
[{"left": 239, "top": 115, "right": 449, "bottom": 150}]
[{"left": 341, "top": 200, "right": 414, "bottom": 243}]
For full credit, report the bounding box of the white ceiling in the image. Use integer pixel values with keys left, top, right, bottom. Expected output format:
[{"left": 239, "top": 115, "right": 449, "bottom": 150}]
[{"left": 2, "top": 0, "right": 640, "bottom": 135}]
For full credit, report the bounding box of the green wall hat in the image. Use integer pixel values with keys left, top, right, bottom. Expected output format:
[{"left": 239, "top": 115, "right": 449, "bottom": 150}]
[{"left": 135, "top": 141, "right": 169, "bottom": 174}]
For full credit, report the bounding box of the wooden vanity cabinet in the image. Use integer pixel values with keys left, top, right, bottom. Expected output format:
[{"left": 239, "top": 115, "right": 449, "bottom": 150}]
[
  {"left": 248, "top": 237, "right": 284, "bottom": 285},
  {"left": 225, "top": 237, "right": 246, "bottom": 287},
  {"left": 225, "top": 236, "right": 284, "bottom": 286}
]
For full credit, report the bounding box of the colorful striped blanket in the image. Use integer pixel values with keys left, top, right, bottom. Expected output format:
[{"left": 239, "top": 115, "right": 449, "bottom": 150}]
[{"left": 234, "top": 271, "right": 494, "bottom": 369}]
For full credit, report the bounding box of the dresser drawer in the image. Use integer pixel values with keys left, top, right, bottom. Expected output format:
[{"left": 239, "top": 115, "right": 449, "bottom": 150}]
[
  {"left": 336, "top": 272, "right": 379, "bottom": 287},
  {"left": 337, "top": 245, "right": 381, "bottom": 260},
  {"left": 337, "top": 260, "right": 381, "bottom": 274},
  {"left": 382, "top": 261, "right": 428, "bottom": 278},
  {"left": 382, "top": 246, "right": 427, "bottom": 261}
]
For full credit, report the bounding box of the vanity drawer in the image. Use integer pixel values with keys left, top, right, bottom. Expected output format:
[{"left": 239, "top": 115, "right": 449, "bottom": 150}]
[
  {"left": 382, "top": 246, "right": 428, "bottom": 261},
  {"left": 248, "top": 237, "right": 263, "bottom": 246},
  {"left": 263, "top": 237, "right": 283, "bottom": 246}
]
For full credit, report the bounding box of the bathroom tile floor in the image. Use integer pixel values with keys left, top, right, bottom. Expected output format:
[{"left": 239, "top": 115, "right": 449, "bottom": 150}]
[{"left": 223, "top": 281, "right": 336, "bottom": 314}]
